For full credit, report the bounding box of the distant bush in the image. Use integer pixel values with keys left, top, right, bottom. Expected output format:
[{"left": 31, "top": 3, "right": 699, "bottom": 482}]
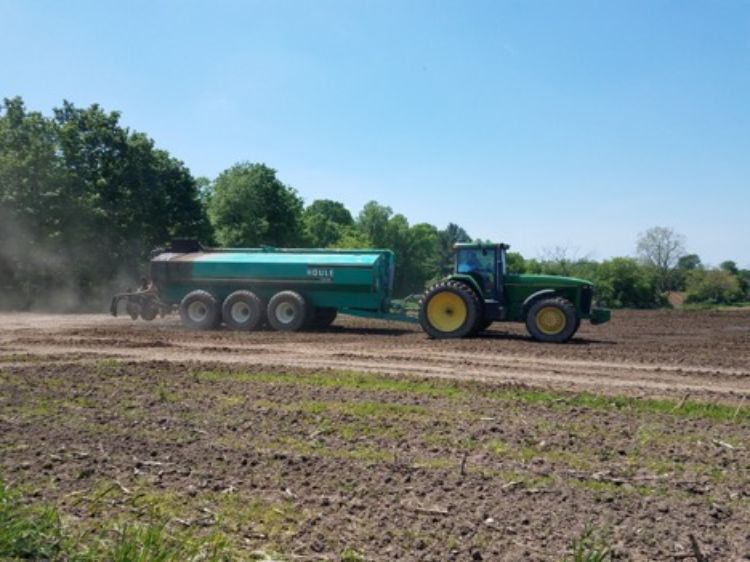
[{"left": 685, "top": 269, "right": 744, "bottom": 305}]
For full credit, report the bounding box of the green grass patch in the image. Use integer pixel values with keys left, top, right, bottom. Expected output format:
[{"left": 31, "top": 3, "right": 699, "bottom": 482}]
[
  {"left": 0, "top": 353, "right": 43, "bottom": 364},
  {"left": 569, "top": 477, "right": 654, "bottom": 497},
  {"left": 253, "top": 397, "right": 428, "bottom": 420},
  {"left": 198, "top": 368, "right": 750, "bottom": 424},
  {"left": 197, "top": 369, "right": 465, "bottom": 398},
  {"left": 0, "top": 479, "right": 64, "bottom": 560},
  {"left": 0, "top": 478, "right": 238, "bottom": 561},
  {"left": 94, "top": 358, "right": 122, "bottom": 374},
  {"left": 488, "top": 387, "right": 750, "bottom": 424}
]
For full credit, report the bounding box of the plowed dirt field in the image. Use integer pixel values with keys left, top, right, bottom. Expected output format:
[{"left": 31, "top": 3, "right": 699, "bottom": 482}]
[{"left": 1, "top": 310, "right": 749, "bottom": 560}]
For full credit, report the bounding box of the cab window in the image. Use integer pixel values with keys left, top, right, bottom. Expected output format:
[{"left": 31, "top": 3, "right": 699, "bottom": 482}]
[{"left": 457, "top": 248, "right": 496, "bottom": 290}]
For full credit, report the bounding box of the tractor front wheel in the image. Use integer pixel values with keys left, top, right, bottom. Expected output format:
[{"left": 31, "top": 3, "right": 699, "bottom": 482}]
[
  {"left": 525, "top": 297, "right": 578, "bottom": 343},
  {"left": 419, "top": 281, "right": 480, "bottom": 339}
]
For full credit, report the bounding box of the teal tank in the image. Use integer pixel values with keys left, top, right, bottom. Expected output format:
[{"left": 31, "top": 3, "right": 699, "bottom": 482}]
[{"left": 150, "top": 246, "right": 396, "bottom": 312}]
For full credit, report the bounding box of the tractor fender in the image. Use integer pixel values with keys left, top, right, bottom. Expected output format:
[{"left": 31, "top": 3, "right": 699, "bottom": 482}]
[{"left": 521, "top": 289, "right": 558, "bottom": 319}]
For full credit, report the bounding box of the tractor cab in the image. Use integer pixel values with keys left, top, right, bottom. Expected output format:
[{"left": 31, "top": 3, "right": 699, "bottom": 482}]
[{"left": 454, "top": 243, "right": 508, "bottom": 299}]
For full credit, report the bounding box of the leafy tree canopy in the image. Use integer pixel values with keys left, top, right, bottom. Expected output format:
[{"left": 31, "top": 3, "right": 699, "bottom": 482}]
[
  {"left": 303, "top": 199, "right": 353, "bottom": 247},
  {"left": 0, "top": 97, "right": 210, "bottom": 309},
  {"left": 207, "top": 163, "right": 303, "bottom": 247}
]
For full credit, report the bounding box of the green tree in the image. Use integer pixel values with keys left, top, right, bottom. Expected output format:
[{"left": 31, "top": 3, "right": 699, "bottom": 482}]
[
  {"left": 738, "top": 269, "right": 750, "bottom": 299},
  {"left": 675, "top": 253, "right": 703, "bottom": 290},
  {"left": 595, "top": 257, "right": 663, "bottom": 308},
  {"left": 505, "top": 251, "right": 526, "bottom": 274},
  {"left": 302, "top": 199, "right": 353, "bottom": 247},
  {"left": 0, "top": 97, "right": 211, "bottom": 309},
  {"left": 208, "top": 163, "right": 303, "bottom": 247},
  {"left": 720, "top": 260, "right": 739, "bottom": 275},
  {"left": 0, "top": 97, "right": 65, "bottom": 307},
  {"left": 52, "top": 101, "right": 212, "bottom": 290},
  {"left": 356, "top": 201, "right": 392, "bottom": 247},
  {"left": 354, "top": 201, "right": 440, "bottom": 295},
  {"left": 677, "top": 254, "right": 702, "bottom": 270},
  {"left": 436, "top": 223, "right": 471, "bottom": 276}
]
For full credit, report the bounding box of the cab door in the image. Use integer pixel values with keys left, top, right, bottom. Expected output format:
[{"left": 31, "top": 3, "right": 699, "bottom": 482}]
[{"left": 456, "top": 248, "right": 497, "bottom": 299}]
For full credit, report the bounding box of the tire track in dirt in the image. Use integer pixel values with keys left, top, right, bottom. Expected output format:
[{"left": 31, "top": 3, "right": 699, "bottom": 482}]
[
  {"left": 2, "top": 311, "right": 750, "bottom": 401},
  {"left": 4, "top": 337, "right": 750, "bottom": 399}
]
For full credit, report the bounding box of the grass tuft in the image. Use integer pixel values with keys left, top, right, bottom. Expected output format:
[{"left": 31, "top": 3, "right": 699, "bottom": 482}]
[
  {"left": 0, "top": 479, "right": 64, "bottom": 560},
  {"left": 565, "top": 524, "right": 612, "bottom": 562}
]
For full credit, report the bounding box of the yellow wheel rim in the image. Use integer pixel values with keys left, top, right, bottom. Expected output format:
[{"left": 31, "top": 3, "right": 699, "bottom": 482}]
[
  {"left": 535, "top": 306, "right": 567, "bottom": 335},
  {"left": 426, "top": 291, "right": 467, "bottom": 333}
]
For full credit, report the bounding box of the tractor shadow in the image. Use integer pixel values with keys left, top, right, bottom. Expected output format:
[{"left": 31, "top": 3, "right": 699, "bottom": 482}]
[
  {"left": 479, "top": 330, "right": 616, "bottom": 346},
  {"left": 316, "top": 325, "right": 616, "bottom": 345},
  {"left": 314, "top": 325, "right": 418, "bottom": 337}
]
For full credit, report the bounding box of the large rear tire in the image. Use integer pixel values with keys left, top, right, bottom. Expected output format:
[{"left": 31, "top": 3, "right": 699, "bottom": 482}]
[
  {"left": 179, "top": 290, "right": 221, "bottom": 330},
  {"left": 267, "top": 291, "right": 308, "bottom": 332},
  {"left": 419, "top": 281, "right": 480, "bottom": 339},
  {"left": 525, "top": 297, "right": 578, "bottom": 343},
  {"left": 222, "top": 290, "right": 264, "bottom": 331}
]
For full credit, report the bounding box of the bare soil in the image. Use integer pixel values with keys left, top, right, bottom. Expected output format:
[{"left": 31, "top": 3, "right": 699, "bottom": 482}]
[{"left": 1, "top": 310, "right": 749, "bottom": 560}]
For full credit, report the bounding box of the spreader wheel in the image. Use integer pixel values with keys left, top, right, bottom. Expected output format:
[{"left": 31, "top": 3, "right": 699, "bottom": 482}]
[
  {"left": 179, "top": 290, "right": 221, "bottom": 330},
  {"left": 222, "top": 290, "right": 264, "bottom": 331},
  {"left": 418, "top": 281, "right": 480, "bottom": 339},
  {"left": 267, "top": 291, "right": 308, "bottom": 332}
]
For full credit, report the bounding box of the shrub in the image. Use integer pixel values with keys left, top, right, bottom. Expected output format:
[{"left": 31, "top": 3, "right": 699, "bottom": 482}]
[{"left": 685, "top": 269, "right": 743, "bottom": 305}]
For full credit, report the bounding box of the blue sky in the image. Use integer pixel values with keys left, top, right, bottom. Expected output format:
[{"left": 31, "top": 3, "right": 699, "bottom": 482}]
[{"left": 2, "top": 0, "right": 749, "bottom": 266}]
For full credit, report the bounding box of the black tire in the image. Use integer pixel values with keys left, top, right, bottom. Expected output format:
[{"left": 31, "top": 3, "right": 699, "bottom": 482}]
[
  {"left": 179, "top": 290, "right": 221, "bottom": 330},
  {"left": 267, "top": 291, "right": 308, "bottom": 332},
  {"left": 140, "top": 301, "right": 158, "bottom": 321},
  {"left": 525, "top": 297, "right": 578, "bottom": 343},
  {"left": 419, "top": 281, "right": 480, "bottom": 339},
  {"left": 222, "top": 290, "right": 264, "bottom": 331},
  {"left": 308, "top": 307, "right": 338, "bottom": 329}
]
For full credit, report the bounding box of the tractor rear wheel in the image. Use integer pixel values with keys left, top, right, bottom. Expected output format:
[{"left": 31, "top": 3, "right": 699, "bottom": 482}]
[
  {"left": 267, "top": 291, "right": 308, "bottom": 332},
  {"left": 179, "top": 290, "right": 221, "bottom": 330},
  {"left": 525, "top": 297, "right": 578, "bottom": 343},
  {"left": 222, "top": 290, "right": 264, "bottom": 331},
  {"left": 419, "top": 281, "right": 480, "bottom": 339}
]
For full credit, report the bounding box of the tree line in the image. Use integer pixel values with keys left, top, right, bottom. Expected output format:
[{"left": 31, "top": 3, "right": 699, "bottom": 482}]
[{"left": 1, "top": 98, "right": 748, "bottom": 310}]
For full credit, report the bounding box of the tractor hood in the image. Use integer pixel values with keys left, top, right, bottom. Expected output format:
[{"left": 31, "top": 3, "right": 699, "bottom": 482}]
[{"left": 505, "top": 273, "right": 593, "bottom": 287}]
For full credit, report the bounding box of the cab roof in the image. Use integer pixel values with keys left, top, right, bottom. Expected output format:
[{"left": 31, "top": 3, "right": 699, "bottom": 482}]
[{"left": 452, "top": 242, "right": 510, "bottom": 251}]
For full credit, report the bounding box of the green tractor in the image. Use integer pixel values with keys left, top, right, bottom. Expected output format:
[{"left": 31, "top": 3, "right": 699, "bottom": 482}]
[{"left": 419, "top": 243, "right": 610, "bottom": 342}]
